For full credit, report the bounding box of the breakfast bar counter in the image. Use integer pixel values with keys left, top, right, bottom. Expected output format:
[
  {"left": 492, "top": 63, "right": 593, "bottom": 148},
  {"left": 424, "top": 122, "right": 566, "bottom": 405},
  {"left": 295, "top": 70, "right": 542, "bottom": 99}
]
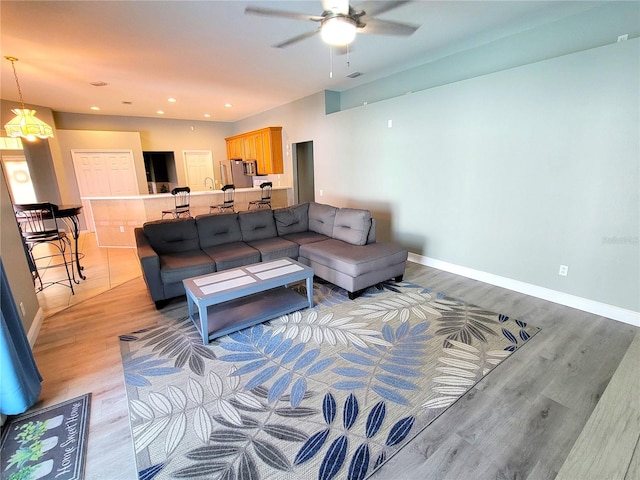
[{"left": 82, "top": 186, "right": 292, "bottom": 247}]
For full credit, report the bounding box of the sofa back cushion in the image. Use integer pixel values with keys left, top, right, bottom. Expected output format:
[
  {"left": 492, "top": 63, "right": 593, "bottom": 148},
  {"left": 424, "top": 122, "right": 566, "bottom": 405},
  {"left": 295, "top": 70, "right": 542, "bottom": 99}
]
[
  {"left": 196, "top": 213, "right": 242, "bottom": 248},
  {"left": 332, "top": 208, "right": 372, "bottom": 246},
  {"left": 274, "top": 203, "right": 309, "bottom": 236},
  {"left": 143, "top": 218, "right": 200, "bottom": 254},
  {"left": 309, "top": 202, "right": 337, "bottom": 237},
  {"left": 239, "top": 209, "right": 278, "bottom": 242}
]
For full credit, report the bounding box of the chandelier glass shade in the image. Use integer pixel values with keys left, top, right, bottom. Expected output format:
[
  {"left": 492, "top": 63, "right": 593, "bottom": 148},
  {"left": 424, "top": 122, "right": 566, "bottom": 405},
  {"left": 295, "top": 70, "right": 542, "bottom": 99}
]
[
  {"left": 4, "top": 109, "right": 54, "bottom": 141},
  {"left": 4, "top": 56, "right": 54, "bottom": 141},
  {"left": 321, "top": 16, "right": 357, "bottom": 46}
]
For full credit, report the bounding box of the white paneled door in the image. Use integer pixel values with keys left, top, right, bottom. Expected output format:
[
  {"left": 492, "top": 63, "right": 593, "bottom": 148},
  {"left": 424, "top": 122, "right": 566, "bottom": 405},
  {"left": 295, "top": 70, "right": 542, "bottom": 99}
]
[
  {"left": 105, "top": 152, "right": 138, "bottom": 196},
  {"left": 71, "top": 150, "right": 138, "bottom": 231},
  {"left": 183, "top": 150, "right": 214, "bottom": 191}
]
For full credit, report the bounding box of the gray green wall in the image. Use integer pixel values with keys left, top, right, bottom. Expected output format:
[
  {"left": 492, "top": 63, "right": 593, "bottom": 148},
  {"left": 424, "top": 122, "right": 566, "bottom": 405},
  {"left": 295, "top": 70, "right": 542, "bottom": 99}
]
[{"left": 233, "top": 39, "right": 639, "bottom": 313}]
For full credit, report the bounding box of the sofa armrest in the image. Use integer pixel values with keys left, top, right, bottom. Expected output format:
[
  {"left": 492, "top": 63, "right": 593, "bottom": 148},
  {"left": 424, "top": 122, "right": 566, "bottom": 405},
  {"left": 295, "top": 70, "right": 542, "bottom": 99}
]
[{"left": 135, "top": 227, "right": 165, "bottom": 302}]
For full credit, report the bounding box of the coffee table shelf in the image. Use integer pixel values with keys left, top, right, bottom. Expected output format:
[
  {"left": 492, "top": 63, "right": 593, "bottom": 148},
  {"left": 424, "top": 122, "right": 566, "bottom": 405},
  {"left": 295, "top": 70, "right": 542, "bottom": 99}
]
[{"left": 183, "top": 258, "right": 314, "bottom": 344}]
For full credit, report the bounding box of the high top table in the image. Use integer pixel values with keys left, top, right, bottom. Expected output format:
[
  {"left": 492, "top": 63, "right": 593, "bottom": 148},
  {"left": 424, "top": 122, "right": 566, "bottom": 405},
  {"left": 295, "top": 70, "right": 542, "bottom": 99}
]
[{"left": 183, "top": 258, "right": 314, "bottom": 344}]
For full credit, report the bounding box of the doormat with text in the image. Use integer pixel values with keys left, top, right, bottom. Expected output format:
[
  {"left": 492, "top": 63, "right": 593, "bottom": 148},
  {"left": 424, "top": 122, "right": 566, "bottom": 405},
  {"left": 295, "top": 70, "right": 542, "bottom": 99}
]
[{"left": 1, "top": 393, "right": 91, "bottom": 480}]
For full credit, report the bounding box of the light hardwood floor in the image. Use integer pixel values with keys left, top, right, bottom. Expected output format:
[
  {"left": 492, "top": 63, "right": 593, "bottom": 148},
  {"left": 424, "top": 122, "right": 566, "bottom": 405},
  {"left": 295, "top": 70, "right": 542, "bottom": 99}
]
[
  {"left": 33, "top": 232, "right": 141, "bottom": 318},
  {"left": 27, "top": 236, "right": 639, "bottom": 479}
]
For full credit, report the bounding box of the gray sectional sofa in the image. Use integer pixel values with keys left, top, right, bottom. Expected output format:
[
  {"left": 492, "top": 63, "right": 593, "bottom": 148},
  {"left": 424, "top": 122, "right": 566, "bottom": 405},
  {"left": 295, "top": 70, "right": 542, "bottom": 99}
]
[{"left": 134, "top": 202, "right": 408, "bottom": 308}]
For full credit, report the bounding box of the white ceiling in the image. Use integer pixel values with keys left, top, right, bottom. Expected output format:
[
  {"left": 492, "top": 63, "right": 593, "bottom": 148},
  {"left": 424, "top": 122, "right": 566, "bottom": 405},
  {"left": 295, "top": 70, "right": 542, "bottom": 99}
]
[{"left": 0, "top": 1, "right": 631, "bottom": 123}]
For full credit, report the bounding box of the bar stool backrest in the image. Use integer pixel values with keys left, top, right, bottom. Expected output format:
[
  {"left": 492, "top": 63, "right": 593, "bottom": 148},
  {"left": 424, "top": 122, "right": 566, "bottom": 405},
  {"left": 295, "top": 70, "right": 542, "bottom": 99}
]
[
  {"left": 259, "top": 182, "right": 272, "bottom": 201},
  {"left": 14, "top": 202, "right": 62, "bottom": 240},
  {"left": 172, "top": 186, "right": 191, "bottom": 211}
]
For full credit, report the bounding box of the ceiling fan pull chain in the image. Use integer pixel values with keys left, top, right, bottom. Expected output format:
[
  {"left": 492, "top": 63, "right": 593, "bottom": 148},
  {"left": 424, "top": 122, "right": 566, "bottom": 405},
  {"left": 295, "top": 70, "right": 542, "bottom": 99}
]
[{"left": 329, "top": 46, "right": 333, "bottom": 78}]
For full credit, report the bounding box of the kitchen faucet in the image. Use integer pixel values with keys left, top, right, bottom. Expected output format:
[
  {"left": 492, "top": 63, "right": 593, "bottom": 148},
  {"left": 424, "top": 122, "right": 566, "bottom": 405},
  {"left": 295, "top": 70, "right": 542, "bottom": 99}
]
[{"left": 204, "top": 177, "right": 214, "bottom": 190}]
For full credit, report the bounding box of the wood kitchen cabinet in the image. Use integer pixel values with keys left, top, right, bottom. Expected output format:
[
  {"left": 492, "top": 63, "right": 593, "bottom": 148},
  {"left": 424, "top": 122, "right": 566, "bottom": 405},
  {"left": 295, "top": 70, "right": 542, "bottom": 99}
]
[
  {"left": 225, "top": 126, "right": 283, "bottom": 174},
  {"left": 226, "top": 137, "right": 244, "bottom": 159}
]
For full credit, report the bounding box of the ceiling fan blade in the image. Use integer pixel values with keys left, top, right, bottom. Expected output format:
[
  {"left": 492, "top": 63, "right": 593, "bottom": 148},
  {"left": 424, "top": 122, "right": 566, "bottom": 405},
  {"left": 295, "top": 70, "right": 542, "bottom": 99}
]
[
  {"left": 355, "top": 0, "right": 411, "bottom": 18},
  {"left": 245, "top": 6, "right": 323, "bottom": 22},
  {"left": 358, "top": 18, "right": 418, "bottom": 36},
  {"left": 274, "top": 29, "right": 321, "bottom": 48}
]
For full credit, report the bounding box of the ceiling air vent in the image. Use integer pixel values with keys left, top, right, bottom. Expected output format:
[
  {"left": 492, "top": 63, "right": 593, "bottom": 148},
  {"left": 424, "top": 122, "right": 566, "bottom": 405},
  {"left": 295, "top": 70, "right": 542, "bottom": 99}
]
[{"left": 346, "top": 71, "right": 362, "bottom": 79}]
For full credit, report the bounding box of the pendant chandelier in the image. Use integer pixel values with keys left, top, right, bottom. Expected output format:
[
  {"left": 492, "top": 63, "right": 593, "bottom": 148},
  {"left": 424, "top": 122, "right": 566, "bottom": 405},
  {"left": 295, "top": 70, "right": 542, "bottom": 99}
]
[{"left": 4, "top": 56, "right": 53, "bottom": 141}]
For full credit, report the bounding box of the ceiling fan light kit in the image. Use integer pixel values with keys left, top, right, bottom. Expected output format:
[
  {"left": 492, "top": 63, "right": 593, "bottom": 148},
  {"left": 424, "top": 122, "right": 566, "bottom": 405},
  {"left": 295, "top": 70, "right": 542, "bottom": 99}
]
[
  {"left": 3, "top": 56, "right": 54, "bottom": 141},
  {"left": 321, "top": 15, "right": 357, "bottom": 46},
  {"left": 245, "top": 1, "right": 418, "bottom": 50}
]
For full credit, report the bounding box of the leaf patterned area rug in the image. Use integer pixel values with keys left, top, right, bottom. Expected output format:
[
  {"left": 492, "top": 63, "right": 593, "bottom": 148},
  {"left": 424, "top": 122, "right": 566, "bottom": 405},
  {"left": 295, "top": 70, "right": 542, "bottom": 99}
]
[{"left": 119, "top": 280, "right": 540, "bottom": 480}]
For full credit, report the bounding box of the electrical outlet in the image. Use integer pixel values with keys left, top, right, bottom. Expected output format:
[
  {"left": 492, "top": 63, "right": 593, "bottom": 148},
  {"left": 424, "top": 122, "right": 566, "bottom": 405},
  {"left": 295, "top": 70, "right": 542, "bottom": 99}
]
[
  {"left": 119, "top": 226, "right": 125, "bottom": 233},
  {"left": 559, "top": 265, "right": 569, "bottom": 276},
  {"left": 19, "top": 301, "right": 26, "bottom": 316},
  {"left": 388, "top": 119, "right": 393, "bottom": 128},
  {"left": 319, "top": 189, "right": 323, "bottom": 197}
]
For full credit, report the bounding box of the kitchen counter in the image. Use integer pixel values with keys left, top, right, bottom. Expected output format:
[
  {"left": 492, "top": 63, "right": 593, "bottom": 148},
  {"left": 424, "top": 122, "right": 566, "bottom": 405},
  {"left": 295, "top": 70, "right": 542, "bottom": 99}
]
[
  {"left": 82, "top": 186, "right": 288, "bottom": 201},
  {"left": 82, "top": 186, "right": 292, "bottom": 247}
]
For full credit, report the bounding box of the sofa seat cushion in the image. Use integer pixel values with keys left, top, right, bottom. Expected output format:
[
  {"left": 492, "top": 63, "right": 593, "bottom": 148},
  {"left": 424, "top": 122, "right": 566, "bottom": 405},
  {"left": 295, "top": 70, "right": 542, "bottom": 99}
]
[
  {"left": 281, "top": 231, "right": 329, "bottom": 245},
  {"left": 247, "top": 237, "right": 299, "bottom": 262},
  {"left": 159, "top": 250, "right": 215, "bottom": 284},
  {"left": 202, "top": 242, "right": 260, "bottom": 271},
  {"left": 299, "top": 239, "right": 408, "bottom": 278},
  {"left": 239, "top": 209, "right": 278, "bottom": 242}
]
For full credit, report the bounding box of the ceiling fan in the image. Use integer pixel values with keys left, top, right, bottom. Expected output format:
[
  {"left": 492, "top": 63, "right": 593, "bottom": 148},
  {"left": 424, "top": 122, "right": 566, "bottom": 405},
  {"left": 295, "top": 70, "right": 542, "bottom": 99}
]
[{"left": 245, "top": 0, "right": 419, "bottom": 48}]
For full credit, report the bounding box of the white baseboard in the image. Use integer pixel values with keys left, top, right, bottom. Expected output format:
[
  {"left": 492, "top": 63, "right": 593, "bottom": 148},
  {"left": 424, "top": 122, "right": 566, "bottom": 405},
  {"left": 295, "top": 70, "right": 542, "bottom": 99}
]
[
  {"left": 27, "top": 307, "right": 45, "bottom": 347},
  {"left": 408, "top": 253, "right": 640, "bottom": 327}
]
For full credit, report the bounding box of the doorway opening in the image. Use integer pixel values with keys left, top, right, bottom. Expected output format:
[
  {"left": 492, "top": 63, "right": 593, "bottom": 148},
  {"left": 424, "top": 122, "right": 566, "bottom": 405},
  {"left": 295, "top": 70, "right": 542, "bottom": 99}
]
[
  {"left": 1, "top": 153, "right": 36, "bottom": 204},
  {"left": 143, "top": 151, "right": 177, "bottom": 194},
  {"left": 293, "top": 141, "right": 314, "bottom": 204}
]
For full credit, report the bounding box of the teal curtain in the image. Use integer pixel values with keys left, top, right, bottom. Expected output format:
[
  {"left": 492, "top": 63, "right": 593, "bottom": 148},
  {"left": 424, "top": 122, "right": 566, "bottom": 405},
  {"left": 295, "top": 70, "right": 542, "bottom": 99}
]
[{"left": 0, "top": 259, "right": 42, "bottom": 415}]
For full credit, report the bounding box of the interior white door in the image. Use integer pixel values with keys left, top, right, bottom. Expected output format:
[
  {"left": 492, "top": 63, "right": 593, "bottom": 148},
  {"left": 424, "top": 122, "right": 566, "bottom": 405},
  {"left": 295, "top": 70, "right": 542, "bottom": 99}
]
[
  {"left": 105, "top": 152, "right": 138, "bottom": 196},
  {"left": 71, "top": 150, "right": 138, "bottom": 231},
  {"left": 184, "top": 150, "right": 214, "bottom": 190},
  {"left": 72, "top": 152, "right": 111, "bottom": 196}
]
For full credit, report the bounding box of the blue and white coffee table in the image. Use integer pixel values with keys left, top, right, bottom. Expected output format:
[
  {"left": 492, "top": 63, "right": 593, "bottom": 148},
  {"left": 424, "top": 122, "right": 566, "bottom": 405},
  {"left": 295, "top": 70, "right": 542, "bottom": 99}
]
[{"left": 183, "top": 258, "right": 314, "bottom": 344}]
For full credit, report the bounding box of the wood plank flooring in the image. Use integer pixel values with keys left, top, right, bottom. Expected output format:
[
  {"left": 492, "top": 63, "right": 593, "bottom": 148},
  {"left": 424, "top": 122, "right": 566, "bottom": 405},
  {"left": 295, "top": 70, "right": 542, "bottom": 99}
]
[
  {"left": 22, "top": 246, "right": 640, "bottom": 480},
  {"left": 555, "top": 331, "right": 640, "bottom": 480}
]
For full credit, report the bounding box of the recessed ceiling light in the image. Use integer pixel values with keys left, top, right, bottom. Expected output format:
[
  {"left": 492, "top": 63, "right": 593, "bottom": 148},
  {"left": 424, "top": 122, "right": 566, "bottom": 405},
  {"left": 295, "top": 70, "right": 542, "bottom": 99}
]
[
  {"left": 157, "top": 110, "right": 164, "bottom": 115},
  {"left": 90, "top": 81, "right": 108, "bottom": 87},
  {"left": 90, "top": 106, "right": 100, "bottom": 111},
  {"left": 203, "top": 113, "right": 211, "bottom": 118},
  {"left": 224, "top": 103, "right": 232, "bottom": 108},
  {"left": 168, "top": 97, "right": 176, "bottom": 103}
]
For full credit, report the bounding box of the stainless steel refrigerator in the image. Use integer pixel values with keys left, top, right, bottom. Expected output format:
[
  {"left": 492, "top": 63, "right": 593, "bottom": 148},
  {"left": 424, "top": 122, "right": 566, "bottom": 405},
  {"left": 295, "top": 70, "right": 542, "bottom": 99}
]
[{"left": 229, "top": 159, "right": 253, "bottom": 188}]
